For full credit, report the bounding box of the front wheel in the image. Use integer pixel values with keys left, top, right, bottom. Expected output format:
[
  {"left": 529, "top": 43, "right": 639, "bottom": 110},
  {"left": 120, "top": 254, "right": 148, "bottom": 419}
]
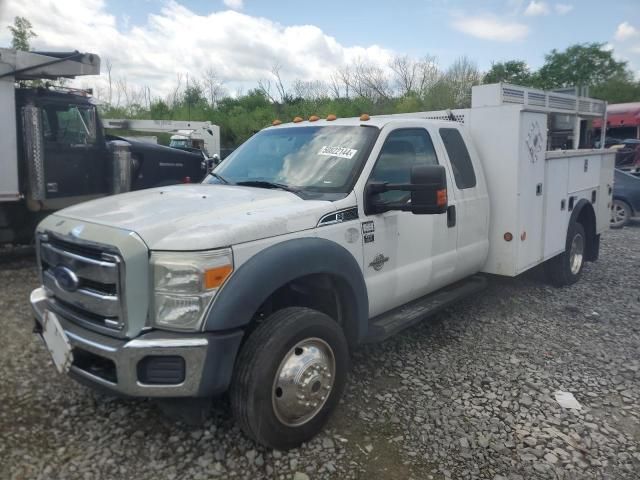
[
  {"left": 230, "top": 307, "right": 349, "bottom": 449},
  {"left": 610, "top": 199, "right": 632, "bottom": 229},
  {"left": 544, "top": 222, "right": 586, "bottom": 287}
]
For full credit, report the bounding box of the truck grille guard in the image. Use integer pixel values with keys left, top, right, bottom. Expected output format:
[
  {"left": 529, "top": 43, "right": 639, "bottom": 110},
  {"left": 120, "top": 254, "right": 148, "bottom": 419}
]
[{"left": 37, "top": 232, "right": 128, "bottom": 338}]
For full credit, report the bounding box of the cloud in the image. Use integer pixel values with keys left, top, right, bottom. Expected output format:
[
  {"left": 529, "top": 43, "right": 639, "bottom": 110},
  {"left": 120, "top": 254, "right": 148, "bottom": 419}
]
[
  {"left": 451, "top": 15, "right": 529, "bottom": 42},
  {"left": 554, "top": 3, "right": 573, "bottom": 15},
  {"left": 614, "top": 22, "right": 639, "bottom": 42},
  {"left": 0, "top": 0, "right": 393, "bottom": 99},
  {"left": 223, "top": 0, "right": 243, "bottom": 10},
  {"left": 524, "top": 1, "right": 550, "bottom": 16}
]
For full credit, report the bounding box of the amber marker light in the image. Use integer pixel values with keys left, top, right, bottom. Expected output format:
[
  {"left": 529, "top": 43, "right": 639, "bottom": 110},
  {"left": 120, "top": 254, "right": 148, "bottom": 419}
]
[
  {"left": 204, "top": 265, "right": 233, "bottom": 290},
  {"left": 272, "top": 119, "right": 282, "bottom": 126},
  {"left": 309, "top": 115, "right": 320, "bottom": 122},
  {"left": 437, "top": 189, "right": 447, "bottom": 207},
  {"left": 360, "top": 113, "right": 370, "bottom": 121},
  {"left": 293, "top": 116, "right": 303, "bottom": 123},
  {"left": 326, "top": 114, "right": 337, "bottom": 121}
]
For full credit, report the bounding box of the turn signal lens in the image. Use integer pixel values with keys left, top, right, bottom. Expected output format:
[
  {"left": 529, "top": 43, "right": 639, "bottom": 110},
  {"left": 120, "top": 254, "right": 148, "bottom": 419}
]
[
  {"left": 204, "top": 265, "right": 233, "bottom": 289},
  {"left": 293, "top": 116, "right": 303, "bottom": 123},
  {"left": 436, "top": 189, "right": 447, "bottom": 207},
  {"left": 360, "top": 113, "right": 370, "bottom": 121}
]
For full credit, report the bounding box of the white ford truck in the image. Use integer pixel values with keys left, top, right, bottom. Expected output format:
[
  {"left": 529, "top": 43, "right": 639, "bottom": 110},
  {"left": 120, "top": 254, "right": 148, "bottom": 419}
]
[{"left": 30, "top": 84, "right": 615, "bottom": 449}]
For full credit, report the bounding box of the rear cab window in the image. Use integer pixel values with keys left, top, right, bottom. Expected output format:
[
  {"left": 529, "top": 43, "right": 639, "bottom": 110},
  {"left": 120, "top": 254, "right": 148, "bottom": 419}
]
[{"left": 439, "top": 128, "right": 476, "bottom": 189}]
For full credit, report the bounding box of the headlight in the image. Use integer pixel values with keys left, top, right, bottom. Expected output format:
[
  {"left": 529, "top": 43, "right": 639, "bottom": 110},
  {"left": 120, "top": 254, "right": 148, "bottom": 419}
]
[{"left": 151, "top": 249, "right": 233, "bottom": 331}]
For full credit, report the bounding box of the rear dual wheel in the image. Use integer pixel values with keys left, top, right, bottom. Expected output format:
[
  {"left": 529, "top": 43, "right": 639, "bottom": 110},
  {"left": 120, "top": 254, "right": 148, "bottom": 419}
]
[
  {"left": 230, "top": 307, "right": 349, "bottom": 449},
  {"left": 545, "top": 222, "right": 586, "bottom": 287}
]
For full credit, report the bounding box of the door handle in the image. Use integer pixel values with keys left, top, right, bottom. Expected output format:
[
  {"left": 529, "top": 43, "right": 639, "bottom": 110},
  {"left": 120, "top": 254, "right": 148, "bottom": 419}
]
[{"left": 447, "top": 205, "right": 456, "bottom": 228}]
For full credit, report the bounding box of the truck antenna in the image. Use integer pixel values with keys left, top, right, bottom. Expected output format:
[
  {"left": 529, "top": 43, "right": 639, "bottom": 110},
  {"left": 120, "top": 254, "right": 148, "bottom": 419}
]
[{"left": 187, "top": 72, "right": 191, "bottom": 122}]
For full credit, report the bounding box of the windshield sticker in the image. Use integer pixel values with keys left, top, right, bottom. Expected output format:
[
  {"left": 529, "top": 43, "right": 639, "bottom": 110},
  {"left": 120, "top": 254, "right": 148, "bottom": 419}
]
[{"left": 318, "top": 146, "right": 358, "bottom": 159}]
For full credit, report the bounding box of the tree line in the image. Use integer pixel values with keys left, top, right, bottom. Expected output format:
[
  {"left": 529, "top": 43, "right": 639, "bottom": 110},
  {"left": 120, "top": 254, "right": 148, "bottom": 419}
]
[{"left": 7, "top": 16, "right": 640, "bottom": 149}]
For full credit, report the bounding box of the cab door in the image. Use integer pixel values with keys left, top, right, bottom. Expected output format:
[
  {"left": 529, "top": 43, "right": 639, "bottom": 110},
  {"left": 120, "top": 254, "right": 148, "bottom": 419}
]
[
  {"left": 437, "top": 127, "right": 489, "bottom": 277},
  {"left": 40, "top": 100, "right": 110, "bottom": 200},
  {"left": 357, "top": 125, "right": 460, "bottom": 318}
]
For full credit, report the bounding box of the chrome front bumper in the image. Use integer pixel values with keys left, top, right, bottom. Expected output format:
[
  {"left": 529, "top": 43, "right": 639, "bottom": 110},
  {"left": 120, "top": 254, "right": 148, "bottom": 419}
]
[{"left": 30, "top": 287, "right": 243, "bottom": 397}]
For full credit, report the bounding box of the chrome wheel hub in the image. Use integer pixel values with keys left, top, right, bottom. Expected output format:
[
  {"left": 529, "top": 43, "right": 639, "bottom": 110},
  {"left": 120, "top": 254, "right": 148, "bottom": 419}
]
[
  {"left": 272, "top": 338, "right": 335, "bottom": 427},
  {"left": 569, "top": 232, "right": 584, "bottom": 275},
  {"left": 611, "top": 202, "right": 628, "bottom": 226}
]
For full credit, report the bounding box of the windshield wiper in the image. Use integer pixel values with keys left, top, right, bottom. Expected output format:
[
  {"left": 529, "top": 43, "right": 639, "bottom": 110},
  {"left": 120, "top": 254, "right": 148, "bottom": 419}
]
[
  {"left": 210, "top": 172, "right": 230, "bottom": 184},
  {"left": 236, "top": 180, "right": 300, "bottom": 194}
]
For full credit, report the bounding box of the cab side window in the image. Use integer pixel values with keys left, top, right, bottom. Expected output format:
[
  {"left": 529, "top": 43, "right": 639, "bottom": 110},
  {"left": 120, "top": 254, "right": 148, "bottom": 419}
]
[
  {"left": 439, "top": 128, "right": 476, "bottom": 189},
  {"left": 369, "top": 128, "right": 438, "bottom": 203},
  {"left": 41, "top": 104, "right": 98, "bottom": 146}
]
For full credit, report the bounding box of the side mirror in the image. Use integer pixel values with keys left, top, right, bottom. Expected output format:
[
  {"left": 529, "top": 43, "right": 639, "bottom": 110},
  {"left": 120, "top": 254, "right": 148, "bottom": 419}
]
[
  {"left": 202, "top": 154, "right": 221, "bottom": 172},
  {"left": 409, "top": 164, "right": 448, "bottom": 214},
  {"left": 366, "top": 164, "right": 448, "bottom": 215}
]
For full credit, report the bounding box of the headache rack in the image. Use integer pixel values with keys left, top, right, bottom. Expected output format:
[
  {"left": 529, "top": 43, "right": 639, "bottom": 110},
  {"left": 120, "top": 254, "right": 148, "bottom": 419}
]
[
  {"left": 374, "top": 83, "right": 607, "bottom": 150},
  {"left": 472, "top": 83, "right": 606, "bottom": 117}
]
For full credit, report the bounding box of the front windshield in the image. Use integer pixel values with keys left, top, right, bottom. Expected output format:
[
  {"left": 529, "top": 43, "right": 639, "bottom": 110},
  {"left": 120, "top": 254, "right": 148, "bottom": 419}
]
[
  {"left": 205, "top": 126, "right": 379, "bottom": 194},
  {"left": 170, "top": 138, "right": 190, "bottom": 149}
]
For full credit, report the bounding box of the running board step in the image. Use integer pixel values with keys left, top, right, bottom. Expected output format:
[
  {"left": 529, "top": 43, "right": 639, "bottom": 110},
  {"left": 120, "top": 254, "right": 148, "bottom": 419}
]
[{"left": 364, "top": 275, "right": 487, "bottom": 343}]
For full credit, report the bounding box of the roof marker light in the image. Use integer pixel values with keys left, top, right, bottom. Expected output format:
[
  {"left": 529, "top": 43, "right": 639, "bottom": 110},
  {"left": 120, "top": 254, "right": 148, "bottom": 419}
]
[
  {"left": 309, "top": 115, "right": 319, "bottom": 122},
  {"left": 326, "top": 114, "right": 337, "bottom": 121},
  {"left": 293, "top": 116, "right": 303, "bottom": 123},
  {"left": 360, "top": 113, "right": 370, "bottom": 121},
  {"left": 272, "top": 119, "right": 282, "bottom": 126}
]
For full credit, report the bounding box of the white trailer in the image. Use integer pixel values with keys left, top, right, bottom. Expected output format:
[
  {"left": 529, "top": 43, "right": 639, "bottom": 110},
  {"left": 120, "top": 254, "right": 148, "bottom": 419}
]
[{"left": 102, "top": 119, "right": 221, "bottom": 158}]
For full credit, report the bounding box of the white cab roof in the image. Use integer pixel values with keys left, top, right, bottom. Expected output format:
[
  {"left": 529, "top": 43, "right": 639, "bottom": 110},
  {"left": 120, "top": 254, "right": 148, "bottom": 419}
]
[{"left": 266, "top": 116, "right": 461, "bottom": 131}]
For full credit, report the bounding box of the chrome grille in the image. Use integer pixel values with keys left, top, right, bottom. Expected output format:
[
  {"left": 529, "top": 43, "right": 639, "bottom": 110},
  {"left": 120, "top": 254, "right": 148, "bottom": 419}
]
[{"left": 39, "top": 234, "right": 127, "bottom": 337}]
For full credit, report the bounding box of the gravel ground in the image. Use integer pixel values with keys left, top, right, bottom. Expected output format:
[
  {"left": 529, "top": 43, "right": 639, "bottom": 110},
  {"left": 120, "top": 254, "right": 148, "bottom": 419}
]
[{"left": 1, "top": 224, "right": 639, "bottom": 480}]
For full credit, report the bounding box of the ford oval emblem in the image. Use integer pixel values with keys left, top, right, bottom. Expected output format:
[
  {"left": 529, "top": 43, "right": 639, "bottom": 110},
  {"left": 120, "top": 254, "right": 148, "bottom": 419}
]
[{"left": 52, "top": 266, "right": 80, "bottom": 292}]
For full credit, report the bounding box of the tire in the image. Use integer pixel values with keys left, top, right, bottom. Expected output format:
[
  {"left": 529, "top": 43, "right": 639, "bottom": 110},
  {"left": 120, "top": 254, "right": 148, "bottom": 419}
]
[
  {"left": 610, "top": 199, "right": 632, "bottom": 229},
  {"left": 544, "top": 222, "right": 586, "bottom": 287},
  {"left": 230, "top": 307, "right": 349, "bottom": 449}
]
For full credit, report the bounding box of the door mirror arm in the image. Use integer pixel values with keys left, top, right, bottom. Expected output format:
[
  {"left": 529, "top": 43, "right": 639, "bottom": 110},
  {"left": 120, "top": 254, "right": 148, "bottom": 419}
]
[{"left": 365, "top": 165, "right": 449, "bottom": 215}]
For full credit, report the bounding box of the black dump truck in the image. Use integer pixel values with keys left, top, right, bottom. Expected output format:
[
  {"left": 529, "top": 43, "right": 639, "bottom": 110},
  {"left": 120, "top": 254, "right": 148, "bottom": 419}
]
[{"left": 0, "top": 48, "right": 210, "bottom": 244}]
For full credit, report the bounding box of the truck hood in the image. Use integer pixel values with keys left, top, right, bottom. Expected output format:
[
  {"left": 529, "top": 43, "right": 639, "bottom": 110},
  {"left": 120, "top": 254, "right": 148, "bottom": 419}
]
[{"left": 57, "top": 185, "right": 333, "bottom": 250}]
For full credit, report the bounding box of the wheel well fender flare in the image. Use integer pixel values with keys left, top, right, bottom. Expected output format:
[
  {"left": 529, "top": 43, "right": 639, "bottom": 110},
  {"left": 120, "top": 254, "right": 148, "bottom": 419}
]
[
  {"left": 569, "top": 199, "right": 597, "bottom": 260},
  {"left": 203, "top": 237, "right": 369, "bottom": 343}
]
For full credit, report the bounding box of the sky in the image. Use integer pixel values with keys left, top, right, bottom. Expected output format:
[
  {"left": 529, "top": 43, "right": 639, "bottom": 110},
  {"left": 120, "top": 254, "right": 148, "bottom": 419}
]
[{"left": 0, "top": 0, "right": 639, "bottom": 101}]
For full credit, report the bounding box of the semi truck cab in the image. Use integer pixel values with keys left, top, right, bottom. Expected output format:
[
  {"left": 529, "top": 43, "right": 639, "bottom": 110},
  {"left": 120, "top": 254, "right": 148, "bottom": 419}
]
[{"left": 30, "top": 84, "right": 615, "bottom": 449}]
